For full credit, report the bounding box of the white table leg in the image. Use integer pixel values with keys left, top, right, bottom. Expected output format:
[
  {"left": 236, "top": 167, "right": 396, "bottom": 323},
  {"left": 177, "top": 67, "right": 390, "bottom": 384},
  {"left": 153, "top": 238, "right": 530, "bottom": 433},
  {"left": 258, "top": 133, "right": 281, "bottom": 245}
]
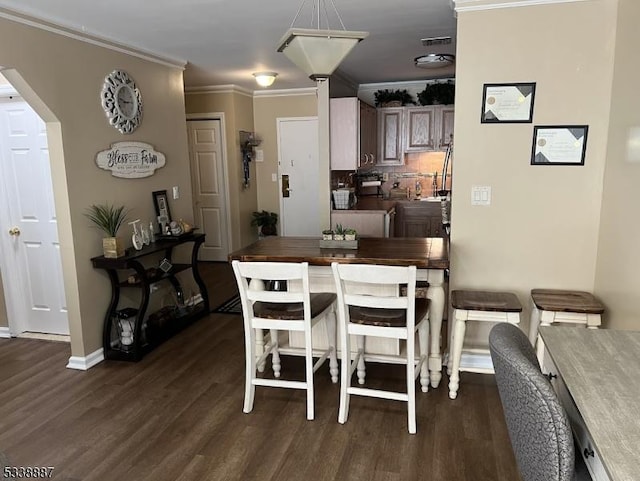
[{"left": 424, "top": 269, "right": 445, "bottom": 388}]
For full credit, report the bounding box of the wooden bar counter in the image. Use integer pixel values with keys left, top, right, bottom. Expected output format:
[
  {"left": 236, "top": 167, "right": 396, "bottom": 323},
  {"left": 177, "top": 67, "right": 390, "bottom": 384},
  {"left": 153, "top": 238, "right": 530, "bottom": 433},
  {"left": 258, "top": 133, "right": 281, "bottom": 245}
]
[{"left": 229, "top": 236, "right": 449, "bottom": 388}]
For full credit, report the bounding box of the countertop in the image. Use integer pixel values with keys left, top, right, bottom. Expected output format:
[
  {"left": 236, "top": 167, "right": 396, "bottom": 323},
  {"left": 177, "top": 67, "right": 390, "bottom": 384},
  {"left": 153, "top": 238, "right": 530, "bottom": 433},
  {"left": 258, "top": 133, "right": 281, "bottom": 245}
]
[
  {"left": 228, "top": 236, "right": 449, "bottom": 269},
  {"left": 332, "top": 197, "right": 445, "bottom": 214},
  {"left": 540, "top": 327, "right": 640, "bottom": 481}
]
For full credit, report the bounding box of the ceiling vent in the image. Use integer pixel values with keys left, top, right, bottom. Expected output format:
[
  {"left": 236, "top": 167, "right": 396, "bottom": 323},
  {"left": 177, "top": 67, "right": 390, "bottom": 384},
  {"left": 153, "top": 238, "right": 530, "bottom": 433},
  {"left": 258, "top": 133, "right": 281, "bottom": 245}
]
[{"left": 421, "top": 36, "right": 452, "bottom": 47}]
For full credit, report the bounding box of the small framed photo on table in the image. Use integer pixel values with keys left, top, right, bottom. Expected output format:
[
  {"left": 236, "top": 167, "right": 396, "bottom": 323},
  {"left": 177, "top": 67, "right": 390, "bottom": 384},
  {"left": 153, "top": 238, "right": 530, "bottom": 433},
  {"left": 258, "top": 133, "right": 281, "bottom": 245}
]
[
  {"left": 152, "top": 190, "right": 172, "bottom": 230},
  {"left": 531, "top": 125, "right": 589, "bottom": 166},
  {"left": 481, "top": 82, "right": 536, "bottom": 123}
]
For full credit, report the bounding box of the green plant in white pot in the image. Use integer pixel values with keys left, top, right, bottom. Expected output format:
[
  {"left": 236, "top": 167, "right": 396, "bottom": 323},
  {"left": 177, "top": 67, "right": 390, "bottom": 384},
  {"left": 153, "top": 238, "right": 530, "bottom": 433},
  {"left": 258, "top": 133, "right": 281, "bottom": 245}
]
[{"left": 85, "top": 204, "right": 130, "bottom": 258}]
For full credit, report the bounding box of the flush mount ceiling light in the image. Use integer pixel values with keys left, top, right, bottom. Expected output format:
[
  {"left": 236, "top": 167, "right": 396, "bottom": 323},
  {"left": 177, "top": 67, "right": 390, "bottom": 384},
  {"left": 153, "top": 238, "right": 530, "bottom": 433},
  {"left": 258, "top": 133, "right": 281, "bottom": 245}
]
[
  {"left": 277, "top": 0, "right": 368, "bottom": 81},
  {"left": 253, "top": 72, "right": 278, "bottom": 87},
  {"left": 414, "top": 53, "right": 455, "bottom": 69}
]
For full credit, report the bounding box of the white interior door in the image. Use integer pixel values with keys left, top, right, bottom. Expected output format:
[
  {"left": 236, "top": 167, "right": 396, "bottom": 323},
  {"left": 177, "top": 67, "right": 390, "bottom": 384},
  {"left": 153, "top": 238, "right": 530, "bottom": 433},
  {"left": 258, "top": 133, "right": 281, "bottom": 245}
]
[
  {"left": 277, "top": 117, "right": 320, "bottom": 236},
  {"left": 187, "top": 119, "right": 230, "bottom": 261},
  {"left": 0, "top": 97, "right": 69, "bottom": 335}
]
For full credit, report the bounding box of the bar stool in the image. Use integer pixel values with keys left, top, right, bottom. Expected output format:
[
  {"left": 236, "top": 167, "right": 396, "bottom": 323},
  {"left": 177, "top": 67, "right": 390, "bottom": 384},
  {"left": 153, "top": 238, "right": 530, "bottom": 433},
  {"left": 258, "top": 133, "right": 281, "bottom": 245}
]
[
  {"left": 528, "top": 289, "right": 603, "bottom": 363},
  {"left": 448, "top": 290, "right": 522, "bottom": 400}
]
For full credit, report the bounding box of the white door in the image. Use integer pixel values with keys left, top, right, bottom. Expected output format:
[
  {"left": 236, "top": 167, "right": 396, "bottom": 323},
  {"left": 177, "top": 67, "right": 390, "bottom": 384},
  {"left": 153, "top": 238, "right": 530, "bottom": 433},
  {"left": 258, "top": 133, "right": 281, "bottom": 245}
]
[
  {"left": 0, "top": 97, "right": 69, "bottom": 335},
  {"left": 187, "top": 119, "right": 230, "bottom": 261},
  {"left": 277, "top": 118, "right": 320, "bottom": 236}
]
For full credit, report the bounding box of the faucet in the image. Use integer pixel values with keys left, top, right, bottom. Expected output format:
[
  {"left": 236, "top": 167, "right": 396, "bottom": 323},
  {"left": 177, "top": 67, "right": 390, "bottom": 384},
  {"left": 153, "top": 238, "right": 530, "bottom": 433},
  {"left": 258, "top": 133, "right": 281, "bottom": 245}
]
[{"left": 440, "top": 136, "right": 453, "bottom": 195}]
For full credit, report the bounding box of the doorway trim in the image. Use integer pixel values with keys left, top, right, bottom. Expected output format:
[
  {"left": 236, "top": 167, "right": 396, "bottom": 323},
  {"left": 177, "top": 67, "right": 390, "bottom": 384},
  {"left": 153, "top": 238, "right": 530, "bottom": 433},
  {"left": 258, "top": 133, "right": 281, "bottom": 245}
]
[{"left": 1, "top": 69, "right": 82, "bottom": 364}]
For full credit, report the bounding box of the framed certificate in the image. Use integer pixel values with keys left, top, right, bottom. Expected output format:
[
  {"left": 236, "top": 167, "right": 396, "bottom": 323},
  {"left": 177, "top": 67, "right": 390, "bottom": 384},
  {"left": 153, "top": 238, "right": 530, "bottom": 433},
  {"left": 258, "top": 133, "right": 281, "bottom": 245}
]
[
  {"left": 531, "top": 125, "right": 589, "bottom": 166},
  {"left": 481, "top": 82, "right": 536, "bottom": 123}
]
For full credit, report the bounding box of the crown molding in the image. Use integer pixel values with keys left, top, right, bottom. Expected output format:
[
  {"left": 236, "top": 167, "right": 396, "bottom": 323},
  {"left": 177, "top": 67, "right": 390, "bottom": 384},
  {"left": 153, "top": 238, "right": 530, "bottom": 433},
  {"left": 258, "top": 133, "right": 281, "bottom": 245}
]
[
  {"left": 253, "top": 87, "right": 317, "bottom": 98},
  {"left": 0, "top": 7, "right": 186, "bottom": 69},
  {"left": 452, "top": 0, "right": 591, "bottom": 13},
  {"left": 185, "top": 84, "right": 253, "bottom": 97},
  {"left": 359, "top": 78, "right": 455, "bottom": 91}
]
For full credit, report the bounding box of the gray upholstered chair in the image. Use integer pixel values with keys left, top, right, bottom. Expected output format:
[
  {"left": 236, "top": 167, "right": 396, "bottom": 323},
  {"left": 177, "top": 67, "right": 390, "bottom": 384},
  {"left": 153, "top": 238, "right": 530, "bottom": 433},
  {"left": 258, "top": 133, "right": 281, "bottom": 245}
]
[{"left": 489, "top": 323, "right": 591, "bottom": 481}]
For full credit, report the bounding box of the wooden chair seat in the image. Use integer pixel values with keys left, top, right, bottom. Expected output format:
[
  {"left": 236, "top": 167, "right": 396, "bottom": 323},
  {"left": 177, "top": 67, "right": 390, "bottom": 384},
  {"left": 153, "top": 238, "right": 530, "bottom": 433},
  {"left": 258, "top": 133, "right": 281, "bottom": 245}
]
[
  {"left": 349, "top": 298, "right": 430, "bottom": 328},
  {"left": 254, "top": 293, "right": 336, "bottom": 320},
  {"left": 452, "top": 290, "right": 523, "bottom": 312},
  {"left": 531, "top": 289, "right": 604, "bottom": 314}
]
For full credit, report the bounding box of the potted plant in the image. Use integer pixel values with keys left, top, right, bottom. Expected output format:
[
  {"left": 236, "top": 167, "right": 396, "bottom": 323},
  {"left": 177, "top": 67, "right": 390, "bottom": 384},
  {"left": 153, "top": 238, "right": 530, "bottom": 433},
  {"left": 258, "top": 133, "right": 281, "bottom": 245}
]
[
  {"left": 344, "top": 228, "right": 357, "bottom": 241},
  {"left": 251, "top": 210, "right": 278, "bottom": 237},
  {"left": 333, "top": 224, "right": 346, "bottom": 241},
  {"left": 417, "top": 81, "right": 455, "bottom": 106},
  {"left": 322, "top": 229, "right": 334, "bottom": 241},
  {"left": 84, "top": 203, "right": 130, "bottom": 258},
  {"left": 374, "top": 89, "right": 416, "bottom": 107}
]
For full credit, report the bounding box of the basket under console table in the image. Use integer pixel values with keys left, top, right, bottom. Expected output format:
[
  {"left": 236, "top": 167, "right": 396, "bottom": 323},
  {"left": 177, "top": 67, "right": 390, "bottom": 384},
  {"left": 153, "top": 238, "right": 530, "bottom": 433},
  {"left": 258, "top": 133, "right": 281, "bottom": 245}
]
[{"left": 91, "top": 233, "right": 209, "bottom": 362}]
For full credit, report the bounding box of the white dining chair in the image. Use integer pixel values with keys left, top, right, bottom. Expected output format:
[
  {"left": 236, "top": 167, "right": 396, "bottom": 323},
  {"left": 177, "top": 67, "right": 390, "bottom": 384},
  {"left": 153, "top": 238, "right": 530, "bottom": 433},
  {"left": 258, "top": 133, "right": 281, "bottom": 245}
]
[
  {"left": 331, "top": 262, "right": 430, "bottom": 434},
  {"left": 232, "top": 260, "right": 339, "bottom": 421}
]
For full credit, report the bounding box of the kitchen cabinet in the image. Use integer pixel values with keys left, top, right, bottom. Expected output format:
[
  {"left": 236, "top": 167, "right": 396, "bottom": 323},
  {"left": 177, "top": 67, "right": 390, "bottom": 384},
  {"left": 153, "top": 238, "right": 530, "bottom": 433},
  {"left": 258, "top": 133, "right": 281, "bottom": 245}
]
[
  {"left": 404, "top": 107, "right": 436, "bottom": 151},
  {"left": 394, "top": 201, "right": 444, "bottom": 238},
  {"left": 404, "top": 105, "right": 454, "bottom": 152},
  {"left": 377, "top": 105, "right": 455, "bottom": 165},
  {"left": 330, "top": 97, "right": 377, "bottom": 170},
  {"left": 377, "top": 107, "right": 405, "bottom": 165},
  {"left": 331, "top": 208, "right": 395, "bottom": 237}
]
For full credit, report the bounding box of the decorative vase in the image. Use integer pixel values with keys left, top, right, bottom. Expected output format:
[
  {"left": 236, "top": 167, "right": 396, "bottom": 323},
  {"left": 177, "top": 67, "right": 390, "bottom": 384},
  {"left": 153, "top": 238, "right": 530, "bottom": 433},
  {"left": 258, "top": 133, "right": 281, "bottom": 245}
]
[
  {"left": 345, "top": 234, "right": 356, "bottom": 241},
  {"left": 382, "top": 100, "right": 402, "bottom": 107},
  {"left": 103, "top": 236, "right": 125, "bottom": 258}
]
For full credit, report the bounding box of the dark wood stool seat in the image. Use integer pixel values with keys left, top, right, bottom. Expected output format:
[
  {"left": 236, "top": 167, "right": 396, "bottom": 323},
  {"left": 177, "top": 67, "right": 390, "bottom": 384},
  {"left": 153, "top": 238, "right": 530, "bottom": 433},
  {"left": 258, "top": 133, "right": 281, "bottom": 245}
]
[
  {"left": 448, "top": 289, "right": 523, "bottom": 400},
  {"left": 531, "top": 289, "right": 604, "bottom": 314},
  {"left": 452, "top": 290, "right": 523, "bottom": 312},
  {"left": 529, "top": 288, "right": 604, "bottom": 365},
  {"left": 349, "top": 298, "right": 430, "bottom": 328}
]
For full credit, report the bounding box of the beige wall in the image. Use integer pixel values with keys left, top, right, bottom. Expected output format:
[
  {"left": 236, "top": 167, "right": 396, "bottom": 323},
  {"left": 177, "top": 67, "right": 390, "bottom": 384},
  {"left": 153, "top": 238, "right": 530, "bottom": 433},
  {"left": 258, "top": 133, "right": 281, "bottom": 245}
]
[
  {"left": 184, "top": 90, "right": 257, "bottom": 249},
  {"left": 253, "top": 92, "right": 318, "bottom": 222},
  {"left": 594, "top": 0, "right": 640, "bottom": 330},
  {"left": 451, "top": 1, "right": 617, "bottom": 338},
  {"left": 0, "top": 18, "right": 192, "bottom": 357}
]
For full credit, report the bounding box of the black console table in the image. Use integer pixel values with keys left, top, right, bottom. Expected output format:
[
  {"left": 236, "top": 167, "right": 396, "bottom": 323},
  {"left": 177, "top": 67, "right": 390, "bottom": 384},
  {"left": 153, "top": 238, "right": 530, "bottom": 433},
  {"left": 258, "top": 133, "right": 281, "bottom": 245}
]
[{"left": 91, "top": 233, "right": 209, "bottom": 361}]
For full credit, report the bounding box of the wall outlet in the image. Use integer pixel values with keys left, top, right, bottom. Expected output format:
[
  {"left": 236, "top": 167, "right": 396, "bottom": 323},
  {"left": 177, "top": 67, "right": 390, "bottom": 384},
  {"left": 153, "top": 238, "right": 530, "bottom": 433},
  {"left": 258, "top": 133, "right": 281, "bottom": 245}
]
[
  {"left": 255, "top": 149, "right": 264, "bottom": 162},
  {"left": 382, "top": 172, "right": 389, "bottom": 182},
  {"left": 271, "top": 173, "right": 277, "bottom": 182}
]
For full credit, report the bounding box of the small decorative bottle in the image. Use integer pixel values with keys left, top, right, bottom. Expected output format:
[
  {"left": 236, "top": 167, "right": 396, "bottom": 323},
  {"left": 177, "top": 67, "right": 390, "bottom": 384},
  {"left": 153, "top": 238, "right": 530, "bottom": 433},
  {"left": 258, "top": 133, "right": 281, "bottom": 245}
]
[{"left": 149, "top": 221, "right": 156, "bottom": 243}]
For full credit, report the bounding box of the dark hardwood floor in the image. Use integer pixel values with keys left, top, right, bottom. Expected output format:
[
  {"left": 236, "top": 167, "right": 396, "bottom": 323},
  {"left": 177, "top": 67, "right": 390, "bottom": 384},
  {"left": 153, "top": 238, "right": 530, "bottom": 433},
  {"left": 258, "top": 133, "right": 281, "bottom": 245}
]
[{"left": 0, "top": 262, "right": 521, "bottom": 481}]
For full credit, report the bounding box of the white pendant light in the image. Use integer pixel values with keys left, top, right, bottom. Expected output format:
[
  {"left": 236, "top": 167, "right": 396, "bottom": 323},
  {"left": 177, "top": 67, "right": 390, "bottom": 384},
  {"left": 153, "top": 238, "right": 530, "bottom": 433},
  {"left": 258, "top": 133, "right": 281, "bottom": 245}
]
[
  {"left": 277, "top": 1, "right": 368, "bottom": 80},
  {"left": 253, "top": 72, "right": 278, "bottom": 87}
]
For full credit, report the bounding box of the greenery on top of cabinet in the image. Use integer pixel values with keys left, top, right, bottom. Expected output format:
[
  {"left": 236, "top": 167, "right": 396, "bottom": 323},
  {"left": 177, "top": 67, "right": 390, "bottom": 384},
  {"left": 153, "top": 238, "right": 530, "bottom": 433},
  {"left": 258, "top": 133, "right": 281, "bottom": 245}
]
[{"left": 417, "top": 81, "right": 455, "bottom": 106}]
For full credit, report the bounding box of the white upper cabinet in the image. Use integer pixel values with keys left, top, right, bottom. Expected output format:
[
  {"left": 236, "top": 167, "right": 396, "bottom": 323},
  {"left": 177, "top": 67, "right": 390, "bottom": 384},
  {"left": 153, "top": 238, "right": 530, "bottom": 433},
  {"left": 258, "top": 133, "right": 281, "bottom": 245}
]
[{"left": 330, "top": 98, "right": 377, "bottom": 170}]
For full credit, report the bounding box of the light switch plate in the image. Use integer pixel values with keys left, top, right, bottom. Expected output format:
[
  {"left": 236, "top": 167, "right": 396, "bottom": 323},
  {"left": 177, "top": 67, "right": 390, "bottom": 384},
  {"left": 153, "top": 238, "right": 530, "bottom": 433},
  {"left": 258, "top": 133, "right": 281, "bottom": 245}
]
[
  {"left": 271, "top": 173, "right": 277, "bottom": 182},
  {"left": 255, "top": 149, "right": 264, "bottom": 162},
  {"left": 471, "top": 185, "right": 491, "bottom": 205},
  {"left": 172, "top": 186, "right": 179, "bottom": 199}
]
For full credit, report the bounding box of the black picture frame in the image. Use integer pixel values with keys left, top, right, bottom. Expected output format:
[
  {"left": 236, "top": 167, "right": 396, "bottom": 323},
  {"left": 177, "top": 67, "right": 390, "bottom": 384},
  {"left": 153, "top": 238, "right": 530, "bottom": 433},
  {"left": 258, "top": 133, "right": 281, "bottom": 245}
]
[
  {"left": 481, "top": 82, "right": 536, "bottom": 123},
  {"left": 530, "top": 125, "right": 589, "bottom": 166},
  {"left": 152, "top": 190, "right": 172, "bottom": 222}
]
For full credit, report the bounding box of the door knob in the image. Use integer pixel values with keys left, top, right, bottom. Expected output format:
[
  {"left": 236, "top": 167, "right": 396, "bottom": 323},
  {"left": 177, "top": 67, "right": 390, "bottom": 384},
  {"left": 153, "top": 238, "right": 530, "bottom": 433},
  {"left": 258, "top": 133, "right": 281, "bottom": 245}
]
[{"left": 9, "top": 227, "right": 20, "bottom": 236}]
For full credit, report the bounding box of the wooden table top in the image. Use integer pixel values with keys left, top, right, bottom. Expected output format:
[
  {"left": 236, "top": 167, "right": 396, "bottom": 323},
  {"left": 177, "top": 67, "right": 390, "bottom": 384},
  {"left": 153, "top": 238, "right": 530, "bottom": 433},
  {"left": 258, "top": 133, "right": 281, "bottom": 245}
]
[
  {"left": 228, "top": 236, "right": 449, "bottom": 269},
  {"left": 541, "top": 327, "right": 640, "bottom": 481}
]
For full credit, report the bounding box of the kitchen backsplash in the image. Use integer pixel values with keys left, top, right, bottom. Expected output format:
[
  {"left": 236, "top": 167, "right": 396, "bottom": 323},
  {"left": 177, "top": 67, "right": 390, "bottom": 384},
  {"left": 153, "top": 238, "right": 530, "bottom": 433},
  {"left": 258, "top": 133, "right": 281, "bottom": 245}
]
[{"left": 331, "top": 151, "right": 452, "bottom": 198}]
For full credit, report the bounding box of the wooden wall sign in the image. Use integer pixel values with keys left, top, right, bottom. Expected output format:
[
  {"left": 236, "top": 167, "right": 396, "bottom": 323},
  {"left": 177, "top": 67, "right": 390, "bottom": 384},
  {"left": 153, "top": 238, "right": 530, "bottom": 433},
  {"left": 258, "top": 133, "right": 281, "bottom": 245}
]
[{"left": 96, "top": 141, "right": 166, "bottom": 178}]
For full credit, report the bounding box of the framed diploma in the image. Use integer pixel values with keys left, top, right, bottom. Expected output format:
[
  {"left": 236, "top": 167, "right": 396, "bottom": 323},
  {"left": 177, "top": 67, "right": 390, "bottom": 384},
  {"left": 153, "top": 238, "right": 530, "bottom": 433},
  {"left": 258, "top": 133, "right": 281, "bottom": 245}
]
[
  {"left": 481, "top": 82, "right": 536, "bottom": 123},
  {"left": 531, "top": 125, "right": 589, "bottom": 166}
]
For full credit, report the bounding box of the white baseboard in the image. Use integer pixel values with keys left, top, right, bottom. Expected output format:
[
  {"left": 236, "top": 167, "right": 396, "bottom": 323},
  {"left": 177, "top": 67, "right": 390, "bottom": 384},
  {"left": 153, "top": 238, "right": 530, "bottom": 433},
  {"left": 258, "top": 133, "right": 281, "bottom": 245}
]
[
  {"left": 66, "top": 348, "right": 104, "bottom": 370},
  {"left": 0, "top": 327, "right": 11, "bottom": 338}
]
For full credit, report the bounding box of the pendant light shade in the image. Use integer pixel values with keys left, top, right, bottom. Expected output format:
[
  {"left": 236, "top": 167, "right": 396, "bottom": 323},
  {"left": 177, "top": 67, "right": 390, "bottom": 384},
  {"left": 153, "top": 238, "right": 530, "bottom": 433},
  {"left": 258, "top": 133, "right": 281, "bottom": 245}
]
[{"left": 277, "top": 28, "right": 368, "bottom": 80}]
